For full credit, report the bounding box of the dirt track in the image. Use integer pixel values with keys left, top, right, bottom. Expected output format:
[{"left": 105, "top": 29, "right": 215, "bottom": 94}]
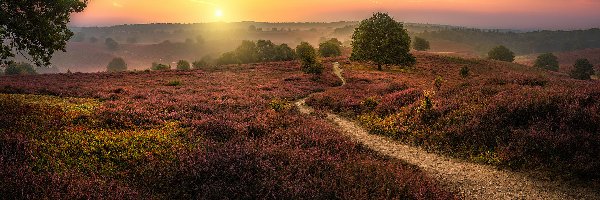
[{"left": 294, "top": 62, "right": 600, "bottom": 199}]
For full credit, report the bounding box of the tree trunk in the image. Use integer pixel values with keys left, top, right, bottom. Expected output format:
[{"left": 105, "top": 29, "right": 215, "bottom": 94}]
[{"left": 377, "top": 63, "right": 382, "bottom": 71}]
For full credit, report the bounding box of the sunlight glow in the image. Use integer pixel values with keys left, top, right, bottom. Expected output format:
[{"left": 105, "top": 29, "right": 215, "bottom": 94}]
[{"left": 215, "top": 9, "right": 223, "bottom": 17}]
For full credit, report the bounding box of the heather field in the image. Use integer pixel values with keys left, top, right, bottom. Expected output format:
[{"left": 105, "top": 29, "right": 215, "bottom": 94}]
[
  {"left": 308, "top": 52, "right": 600, "bottom": 181},
  {"left": 0, "top": 62, "right": 456, "bottom": 199}
]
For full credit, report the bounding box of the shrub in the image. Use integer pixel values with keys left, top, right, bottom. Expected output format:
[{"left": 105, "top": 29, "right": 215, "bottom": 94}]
[
  {"left": 296, "top": 42, "right": 323, "bottom": 74},
  {"left": 107, "top": 57, "right": 127, "bottom": 72},
  {"left": 570, "top": 58, "right": 595, "bottom": 80},
  {"left": 413, "top": 37, "right": 430, "bottom": 51},
  {"left": 193, "top": 56, "right": 213, "bottom": 69},
  {"left": 166, "top": 80, "right": 182, "bottom": 86},
  {"left": 318, "top": 38, "right": 342, "bottom": 57},
  {"left": 534, "top": 53, "right": 559, "bottom": 71},
  {"left": 274, "top": 44, "right": 295, "bottom": 61},
  {"left": 176, "top": 60, "right": 191, "bottom": 70},
  {"left": 5, "top": 62, "right": 36, "bottom": 75},
  {"left": 256, "top": 40, "right": 277, "bottom": 62},
  {"left": 460, "top": 66, "right": 470, "bottom": 77},
  {"left": 151, "top": 63, "right": 170, "bottom": 71},
  {"left": 105, "top": 38, "right": 119, "bottom": 51},
  {"left": 216, "top": 52, "right": 239, "bottom": 65},
  {"left": 235, "top": 40, "right": 258, "bottom": 63},
  {"left": 434, "top": 76, "right": 443, "bottom": 91},
  {"left": 351, "top": 12, "right": 415, "bottom": 70},
  {"left": 488, "top": 45, "right": 515, "bottom": 62}
]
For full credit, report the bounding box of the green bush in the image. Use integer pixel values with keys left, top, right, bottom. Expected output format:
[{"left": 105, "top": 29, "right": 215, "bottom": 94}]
[
  {"left": 107, "top": 57, "right": 127, "bottom": 72},
  {"left": 570, "top": 58, "right": 595, "bottom": 80},
  {"left": 534, "top": 53, "right": 559, "bottom": 71},
  {"left": 460, "top": 66, "right": 470, "bottom": 78},
  {"left": 318, "top": 38, "right": 342, "bottom": 57},
  {"left": 176, "top": 60, "right": 190, "bottom": 70},
  {"left": 151, "top": 63, "right": 170, "bottom": 71},
  {"left": 5, "top": 62, "right": 36, "bottom": 75},
  {"left": 413, "top": 37, "right": 430, "bottom": 51},
  {"left": 488, "top": 45, "right": 515, "bottom": 62},
  {"left": 166, "top": 80, "right": 182, "bottom": 86},
  {"left": 296, "top": 42, "right": 323, "bottom": 74}
]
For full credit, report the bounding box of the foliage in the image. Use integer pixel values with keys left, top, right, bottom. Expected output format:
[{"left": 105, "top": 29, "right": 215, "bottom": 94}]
[
  {"left": 318, "top": 38, "right": 342, "bottom": 57},
  {"left": 351, "top": 12, "right": 415, "bottom": 70},
  {"left": 218, "top": 40, "right": 296, "bottom": 65},
  {"left": 570, "top": 58, "right": 595, "bottom": 80},
  {"left": 460, "top": 66, "right": 470, "bottom": 78},
  {"left": 433, "top": 76, "right": 443, "bottom": 91},
  {"left": 4, "top": 62, "right": 36, "bottom": 75},
  {"left": 151, "top": 63, "right": 170, "bottom": 71},
  {"left": 534, "top": 53, "right": 559, "bottom": 71},
  {"left": 296, "top": 42, "right": 323, "bottom": 74},
  {"left": 488, "top": 45, "right": 515, "bottom": 62},
  {"left": 166, "top": 80, "right": 182, "bottom": 86},
  {"left": 413, "top": 37, "right": 430, "bottom": 51},
  {"left": 107, "top": 57, "right": 127, "bottom": 72},
  {"left": 0, "top": 0, "right": 87, "bottom": 66},
  {"left": 192, "top": 55, "right": 213, "bottom": 69},
  {"left": 176, "top": 60, "right": 191, "bottom": 70},
  {"left": 105, "top": 38, "right": 119, "bottom": 51}
]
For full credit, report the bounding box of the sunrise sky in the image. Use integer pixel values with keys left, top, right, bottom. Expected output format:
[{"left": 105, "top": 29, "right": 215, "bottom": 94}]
[{"left": 71, "top": 0, "right": 600, "bottom": 29}]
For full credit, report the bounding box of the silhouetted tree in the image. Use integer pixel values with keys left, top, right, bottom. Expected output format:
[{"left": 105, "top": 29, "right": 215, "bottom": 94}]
[
  {"left": 151, "top": 63, "right": 170, "bottom": 71},
  {"left": 413, "top": 37, "right": 430, "bottom": 51},
  {"left": 296, "top": 42, "right": 322, "bottom": 74},
  {"left": 0, "top": 0, "right": 88, "bottom": 66},
  {"left": 107, "top": 57, "right": 127, "bottom": 72},
  {"left": 488, "top": 45, "right": 515, "bottom": 62},
  {"left": 351, "top": 12, "right": 415, "bottom": 70},
  {"left": 534, "top": 53, "right": 559, "bottom": 71},
  {"left": 105, "top": 38, "right": 119, "bottom": 51},
  {"left": 570, "top": 58, "right": 595, "bottom": 80}
]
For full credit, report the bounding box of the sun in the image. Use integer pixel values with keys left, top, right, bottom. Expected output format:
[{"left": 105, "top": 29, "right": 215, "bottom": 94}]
[{"left": 214, "top": 9, "right": 223, "bottom": 17}]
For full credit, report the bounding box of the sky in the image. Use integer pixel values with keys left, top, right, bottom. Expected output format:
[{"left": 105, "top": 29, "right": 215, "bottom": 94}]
[{"left": 70, "top": 0, "right": 600, "bottom": 29}]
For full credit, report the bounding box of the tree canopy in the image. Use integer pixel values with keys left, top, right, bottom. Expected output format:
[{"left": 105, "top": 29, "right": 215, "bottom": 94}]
[
  {"left": 570, "top": 58, "right": 595, "bottom": 80},
  {"left": 296, "top": 42, "right": 322, "bottom": 74},
  {"left": 4, "top": 62, "right": 36, "bottom": 75},
  {"left": 534, "top": 53, "right": 559, "bottom": 71},
  {"left": 107, "top": 57, "right": 127, "bottom": 72},
  {"left": 488, "top": 45, "right": 515, "bottom": 62},
  {"left": 319, "top": 38, "right": 342, "bottom": 58},
  {"left": 413, "top": 37, "right": 430, "bottom": 51},
  {"left": 0, "top": 0, "right": 88, "bottom": 66},
  {"left": 350, "top": 12, "right": 415, "bottom": 70}
]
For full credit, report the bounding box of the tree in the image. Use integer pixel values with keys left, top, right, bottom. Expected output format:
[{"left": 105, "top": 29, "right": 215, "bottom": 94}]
[
  {"left": 89, "top": 36, "right": 98, "bottom": 43},
  {"left": 570, "top": 58, "right": 595, "bottom": 80},
  {"left": 534, "top": 53, "right": 559, "bottom": 71},
  {"left": 107, "top": 57, "right": 127, "bottom": 72},
  {"left": 319, "top": 38, "right": 342, "bottom": 57},
  {"left": 413, "top": 37, "right": 430, "bottom": 51},
  {"left": 256, "top": 40, "right": 277, "bottom": 62},
  {"left": 488, "top": 45, "right": 515, "bottom": 62},
  {"left": 296, "top": 42, "right": 322, "bottom": 74},
  {"left": 105, "top": 38, "right": 119, "bottom": 51},
  {"left": 4, "top": 62, "right": 36, "bottom": 75},
  {"left": 274, "top": 44, "right": 295, "bottom": 61},
  {"left": 176, "top": 60, "right": 191, "bottom": 70},
  {"left": 234, "top": 40, "right": 258, "bottom": 63},
  {"left": 216, "top": 52, "right": 239, "bottom": 65},
  {"left": 0, "top": 0, "right": 88, "bottom": 66},
  {"left": 351, "top": 12, "right": 415, "bottom": 71},
  {"left": 193, "top": 55, "right": 213, "bottom": 69}
]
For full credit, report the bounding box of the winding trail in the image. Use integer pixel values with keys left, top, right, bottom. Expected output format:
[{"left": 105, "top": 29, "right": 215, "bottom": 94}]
[{"left": 295, "top": 62, "right": 599, "bottom": 199}]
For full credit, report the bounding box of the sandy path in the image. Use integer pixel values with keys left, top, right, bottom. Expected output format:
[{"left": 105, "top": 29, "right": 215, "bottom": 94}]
[{"left": 294, "top": 62, "right": 599, "bottom": 199}]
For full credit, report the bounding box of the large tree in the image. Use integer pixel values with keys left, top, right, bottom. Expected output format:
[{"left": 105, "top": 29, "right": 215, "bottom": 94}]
[
  {"left": 0, "top": 0, "right": 87, "bottom": 66},
  {"left": 350, "top": 12, "right": 415, "bottom": 71}
]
